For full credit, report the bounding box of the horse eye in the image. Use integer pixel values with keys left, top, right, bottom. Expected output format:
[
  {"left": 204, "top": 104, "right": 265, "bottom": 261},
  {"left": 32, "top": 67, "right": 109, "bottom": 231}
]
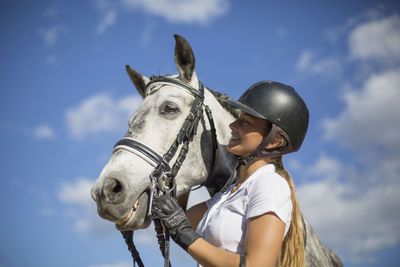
[
  {"left": 166, "top": 105, "right": 178, "bottom": 113},
  {"left": 160, "top": 103, "right": 179, "bottom": 115}
]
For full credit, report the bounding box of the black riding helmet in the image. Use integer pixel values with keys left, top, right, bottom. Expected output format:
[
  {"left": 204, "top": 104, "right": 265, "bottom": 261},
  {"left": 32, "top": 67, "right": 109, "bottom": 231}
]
[{"left": 225, "top": 81, "right": 309, "bottom": 157}]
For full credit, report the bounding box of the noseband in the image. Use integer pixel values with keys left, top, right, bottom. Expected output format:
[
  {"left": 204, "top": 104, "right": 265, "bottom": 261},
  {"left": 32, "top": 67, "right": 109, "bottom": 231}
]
[{"left": 113, "top": 76, "right": 218, "bottom": 267}]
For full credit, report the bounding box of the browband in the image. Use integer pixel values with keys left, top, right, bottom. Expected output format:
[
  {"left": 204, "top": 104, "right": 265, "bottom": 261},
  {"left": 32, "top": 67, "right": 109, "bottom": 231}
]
[{"left": 145, "top": 77, "right": 203, "bottom": 98}]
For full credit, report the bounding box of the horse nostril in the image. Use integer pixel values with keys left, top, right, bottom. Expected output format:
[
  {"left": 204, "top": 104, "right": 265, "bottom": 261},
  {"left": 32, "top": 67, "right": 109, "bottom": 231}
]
[
  {"left": 103, "top": 178, "right": 125, "bottom": 203},
  {"left": 112, "top": 181, "right": 123, "bottom": 193}
]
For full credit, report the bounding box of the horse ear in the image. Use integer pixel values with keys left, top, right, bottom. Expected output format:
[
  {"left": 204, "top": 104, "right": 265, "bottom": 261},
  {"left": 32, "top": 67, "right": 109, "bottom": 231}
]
[
  {"left": 174, "top": 34, "right": 196, "bottom": 82},
  {"left": 126, "top": 65, "right": 149, "bottom": 98}
]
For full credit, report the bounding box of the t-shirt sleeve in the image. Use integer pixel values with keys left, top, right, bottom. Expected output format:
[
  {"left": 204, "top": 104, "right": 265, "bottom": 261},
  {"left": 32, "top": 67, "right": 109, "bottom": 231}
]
[{"left": 246, "top": 173, "right": 292, "bottom": 225}]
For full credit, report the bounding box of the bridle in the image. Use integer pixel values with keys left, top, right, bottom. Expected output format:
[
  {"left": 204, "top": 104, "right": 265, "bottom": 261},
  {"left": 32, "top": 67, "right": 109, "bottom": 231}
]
[{"left": 113, "top": 76, "right": 218, "bottom": 267}]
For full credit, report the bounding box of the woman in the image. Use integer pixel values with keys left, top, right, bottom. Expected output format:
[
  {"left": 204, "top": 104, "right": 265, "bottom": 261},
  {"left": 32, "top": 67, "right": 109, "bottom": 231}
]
[{"left": 152, "top": 81, "right": 309, "bottom": 267}]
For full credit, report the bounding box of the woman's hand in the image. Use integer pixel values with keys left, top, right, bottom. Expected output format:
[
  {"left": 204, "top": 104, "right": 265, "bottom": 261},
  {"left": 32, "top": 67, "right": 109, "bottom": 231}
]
[{"left": 152, "top": 194, "right": 201, "bottom": 251}]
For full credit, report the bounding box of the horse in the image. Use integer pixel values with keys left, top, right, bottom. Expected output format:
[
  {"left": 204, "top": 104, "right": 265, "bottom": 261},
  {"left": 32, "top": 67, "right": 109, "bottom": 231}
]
[{"left": 91, "top": 34, "right": 342, "bottom": 267}]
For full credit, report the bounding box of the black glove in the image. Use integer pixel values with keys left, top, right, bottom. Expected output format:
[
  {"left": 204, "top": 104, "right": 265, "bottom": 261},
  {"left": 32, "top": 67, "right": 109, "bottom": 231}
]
[{"left": 152, "top": 194, "right": 201, "bottom": 251}]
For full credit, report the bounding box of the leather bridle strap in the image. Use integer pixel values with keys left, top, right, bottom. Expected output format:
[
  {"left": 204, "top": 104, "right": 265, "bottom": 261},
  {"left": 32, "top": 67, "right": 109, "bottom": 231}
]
[
  {"left": 146, "top": 76, "right": 203, "bottom": 98},
  {"left": 114, "top": 138, "right": 163, "bottom": 167},
  {"left": 121, "top": 231, "right": 145, "bottom": 267}
]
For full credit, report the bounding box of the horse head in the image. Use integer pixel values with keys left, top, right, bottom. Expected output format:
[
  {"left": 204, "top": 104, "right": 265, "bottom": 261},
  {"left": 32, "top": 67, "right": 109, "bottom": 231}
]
[{"left": 91, "top": 35, "right": 236, "bottom": 231}]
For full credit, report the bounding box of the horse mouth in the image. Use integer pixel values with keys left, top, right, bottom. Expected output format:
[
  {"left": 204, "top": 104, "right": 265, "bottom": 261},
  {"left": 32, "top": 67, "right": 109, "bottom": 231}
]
[
  {"left": 115, "top": 191, "right": 149, "bottom": 229},
  {"left": 116, "top": 198, "right": 140, "bottom": 226}
]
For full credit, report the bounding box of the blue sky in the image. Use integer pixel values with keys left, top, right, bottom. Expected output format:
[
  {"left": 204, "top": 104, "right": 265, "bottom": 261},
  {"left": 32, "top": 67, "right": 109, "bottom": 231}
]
[{"left": 1, "top": 0, "right": 400, "bottom": 266}]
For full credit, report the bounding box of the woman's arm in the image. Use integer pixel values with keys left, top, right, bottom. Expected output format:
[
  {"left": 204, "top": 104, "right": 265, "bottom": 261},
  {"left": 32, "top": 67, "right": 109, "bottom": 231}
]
[
  {"left": 187, "top": 212, "right": 285, "bottom": 267},
  {"left": 188, "top": 238, "right": 240, "bottom": 266},
  {"left": 244, "top": 212, "right": 285, "bottom": 266}
]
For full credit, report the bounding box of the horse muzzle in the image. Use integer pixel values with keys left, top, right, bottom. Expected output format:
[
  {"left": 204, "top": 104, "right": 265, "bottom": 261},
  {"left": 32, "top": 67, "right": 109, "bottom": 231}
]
[{"left": 91, "top": 175, "right": 152, "bottom": 230}]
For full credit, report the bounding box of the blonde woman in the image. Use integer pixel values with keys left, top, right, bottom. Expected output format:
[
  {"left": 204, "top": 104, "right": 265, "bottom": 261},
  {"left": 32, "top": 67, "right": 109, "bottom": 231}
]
[{"left": 153, "top": 81, "right": 309, "bottom": 267}]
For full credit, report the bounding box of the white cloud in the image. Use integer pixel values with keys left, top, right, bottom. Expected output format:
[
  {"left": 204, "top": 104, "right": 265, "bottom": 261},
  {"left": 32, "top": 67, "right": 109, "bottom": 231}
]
[
  {"left": 96, "top": 9, "right": 117, "bottom": 34},
  {"left": 93, "top": 0, "right": 229, "bottom": 35},
  {"left": 57, "top": 177, "right": 158, "bottom": 243},
  {"left": 58, "top": 178, "right": 94, "bottom": 206},
  {"left": 299, "top": 13, "right": 400, "bottom": 264},
  {"left": 94, "top": 0, "right": 118, "bottom": 34},
  {"left": 33, "top": 124, "right": 56, "bottom": 140},
  {"left": 323, "top": 12, "right": 400, "bottom": 163},
  {"left": 38, "top": 25, "right": 68, "bottom": 46},
  {"left": 297, "top": 14, "right": 400, "bottom": 78},
  {"left": 122, "top": 0, "right": 230, "bottom": 24},
  {"left": 304, "top": 154, "right": 342, "bottom": 181},
  {"left": 297, "top": 154, "right": 400, "bottom": 263},
  {"left": 323, "top": 68, "right": 400, "bottom": 153},
  {"left": 319, "top": 67, "right": 400, "bottom": 263},
  {"left": 296, "top": 51, "right": 312, "bottom": 71},
  {"left": 296, "top": 50, "right": 341, "bottom": 78},
  {"left": 65, "top": 93, "right": 142, "bottom": 140},
  {"left": 349, "top": 14, "right": 400, "bottom": 64},
  {"left": 58, "top": 177, "right": 115, "bottom": 234}
]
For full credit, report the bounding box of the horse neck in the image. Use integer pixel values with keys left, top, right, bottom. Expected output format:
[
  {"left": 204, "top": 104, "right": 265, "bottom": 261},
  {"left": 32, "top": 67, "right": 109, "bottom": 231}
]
[{"left": 203, "top": 89, "right": 236, "bottom": 195}]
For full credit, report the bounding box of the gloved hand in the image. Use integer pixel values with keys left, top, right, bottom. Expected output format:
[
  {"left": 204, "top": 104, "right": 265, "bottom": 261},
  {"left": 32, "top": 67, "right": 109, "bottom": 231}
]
[{"left": 152, "top": 194, "right": 201, "bottom": 251}]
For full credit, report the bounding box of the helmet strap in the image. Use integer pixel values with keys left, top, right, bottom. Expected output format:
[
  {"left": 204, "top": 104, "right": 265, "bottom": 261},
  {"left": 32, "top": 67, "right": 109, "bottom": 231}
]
[
  {"left": 238, "top": 124, "right": 280, "bottom": 166},
  {"left": 256, "top": 124, "right": 295, "bottom": 158},
  {"left": 241, "top": 124, "right": 296, "bottom": 166}
]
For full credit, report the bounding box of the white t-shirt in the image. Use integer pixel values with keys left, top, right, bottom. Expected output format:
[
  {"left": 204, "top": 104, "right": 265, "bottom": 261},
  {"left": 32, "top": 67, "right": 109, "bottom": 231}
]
[{"left": 196, "top": 164, "right": 292, "bottom": 254}]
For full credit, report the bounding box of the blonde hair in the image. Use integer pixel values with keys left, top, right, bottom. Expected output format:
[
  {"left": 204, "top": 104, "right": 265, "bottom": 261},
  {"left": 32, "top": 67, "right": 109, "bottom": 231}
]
[{"left": 271, "top": 155, "right": 305, "bottom": 267}]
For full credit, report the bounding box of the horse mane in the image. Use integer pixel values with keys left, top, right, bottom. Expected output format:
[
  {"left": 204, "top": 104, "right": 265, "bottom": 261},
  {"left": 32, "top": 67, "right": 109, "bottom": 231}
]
[{"left": 207, "top": 88, "right": 239, "bottom": 118}]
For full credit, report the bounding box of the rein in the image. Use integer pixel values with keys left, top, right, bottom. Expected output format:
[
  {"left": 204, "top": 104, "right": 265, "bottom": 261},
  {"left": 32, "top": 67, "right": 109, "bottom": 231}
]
[{"left": 113, "top": 77, "right": 218, "bottom": 267}]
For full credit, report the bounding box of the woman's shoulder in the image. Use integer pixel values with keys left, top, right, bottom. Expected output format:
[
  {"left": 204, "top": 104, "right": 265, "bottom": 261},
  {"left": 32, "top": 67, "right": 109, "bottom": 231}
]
[
  {"left": 245, "top": 164, "right": 292, "bottom": 221},
  {"left": 248, "top": 165, "right": 290, "bottom": 196}
]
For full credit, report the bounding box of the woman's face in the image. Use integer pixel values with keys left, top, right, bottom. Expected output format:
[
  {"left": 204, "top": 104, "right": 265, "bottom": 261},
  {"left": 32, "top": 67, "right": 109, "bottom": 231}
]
[{"left": 227, "top": 111, "right": 269, "bottom": 157}]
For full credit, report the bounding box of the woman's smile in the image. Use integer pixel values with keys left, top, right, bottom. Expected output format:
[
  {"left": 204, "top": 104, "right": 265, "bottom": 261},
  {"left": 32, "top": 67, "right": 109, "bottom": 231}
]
[{"left": 226, "top": 111, "right": 269, "bottom": 157}]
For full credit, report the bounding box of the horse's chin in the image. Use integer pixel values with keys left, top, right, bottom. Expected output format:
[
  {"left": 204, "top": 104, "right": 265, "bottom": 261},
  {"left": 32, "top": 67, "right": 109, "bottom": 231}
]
[{"left": 115, "top": 191, "right": 152, "bottom": 231}]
